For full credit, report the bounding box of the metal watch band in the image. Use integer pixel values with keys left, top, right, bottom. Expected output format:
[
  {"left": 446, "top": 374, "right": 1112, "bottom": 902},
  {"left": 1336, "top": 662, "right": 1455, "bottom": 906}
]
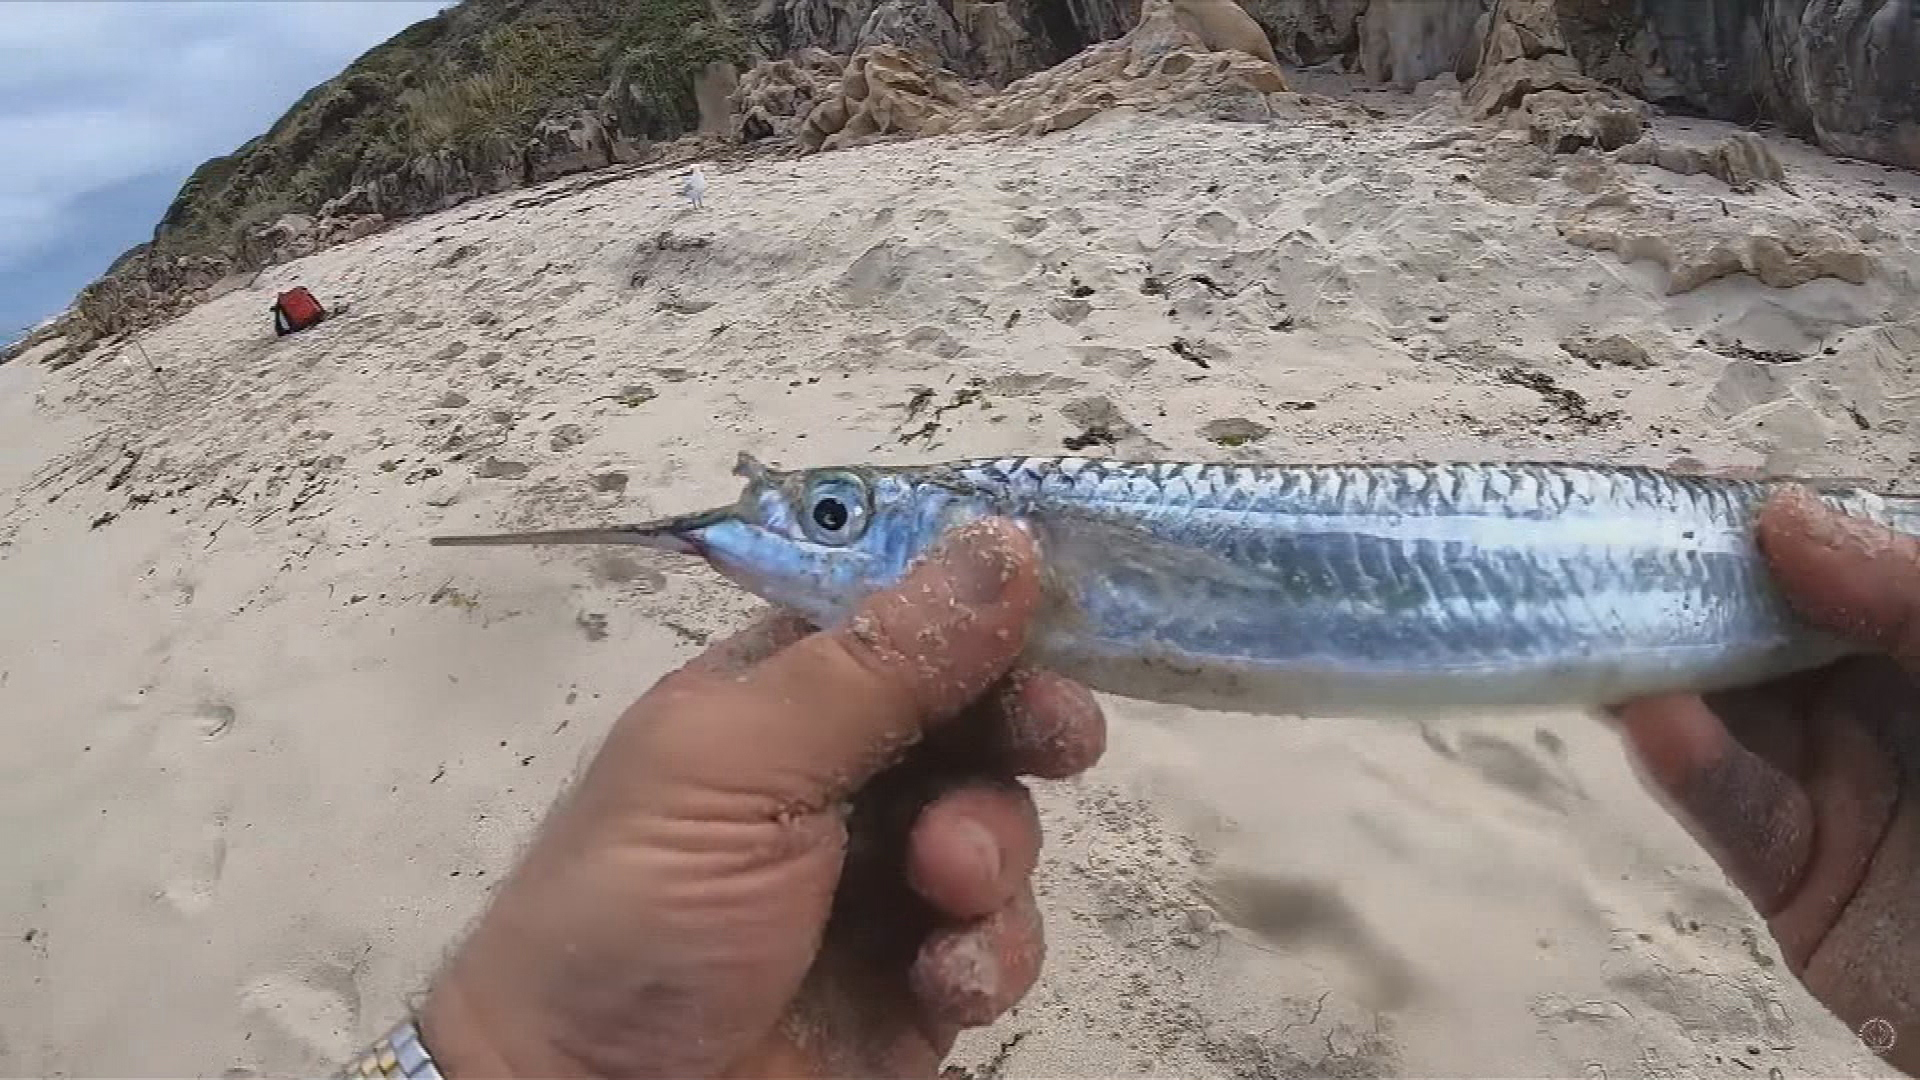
[{"left": 337, "top": 1017, "right": 445, "bottom": 1080}]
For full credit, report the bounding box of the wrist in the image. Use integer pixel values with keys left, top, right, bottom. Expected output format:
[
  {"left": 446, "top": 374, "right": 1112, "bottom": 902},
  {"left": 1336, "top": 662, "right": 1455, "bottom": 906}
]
[
  {"left": 417, "top": 973, "right": 517, "bottom": 1079},
  {"left": 419, "top": 953, "right": 593, "bottom": 1079}
]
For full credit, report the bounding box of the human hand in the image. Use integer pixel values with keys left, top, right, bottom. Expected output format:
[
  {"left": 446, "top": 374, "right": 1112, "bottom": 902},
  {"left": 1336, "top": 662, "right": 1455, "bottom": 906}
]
[
  {"left": 418, "top": 520, "right": 1106, "bottom": 1078},
  {"left": 1616, "top": 487, "right": 1920, "bottom": 1071}
]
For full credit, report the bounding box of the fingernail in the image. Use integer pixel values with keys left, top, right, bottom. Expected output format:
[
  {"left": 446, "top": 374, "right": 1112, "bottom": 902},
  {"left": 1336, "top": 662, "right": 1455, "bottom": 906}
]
[
  {"left": 958, "top": 818, "right": 1002, "bottom": 888},
  {"left": 1761, "top": 487, "right": 1847, "bottom": 560},
  {"left": 937, "top": 525, "right": 1016, "bottom": 605},
  {"left": 1789, "top": 493, "right": 1886, "bottom": 562}
]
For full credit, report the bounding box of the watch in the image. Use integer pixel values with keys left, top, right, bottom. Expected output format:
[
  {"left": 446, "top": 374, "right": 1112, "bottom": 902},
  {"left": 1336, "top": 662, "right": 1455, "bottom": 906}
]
[{"left": 336, "top": 1017, "right": 445, "bottom": 1079}]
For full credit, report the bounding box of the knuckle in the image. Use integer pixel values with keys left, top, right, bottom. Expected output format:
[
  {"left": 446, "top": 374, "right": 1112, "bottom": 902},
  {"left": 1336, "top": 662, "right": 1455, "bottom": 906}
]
[{"left": 832, "top": 605, "right": 920, "bottom": 696}]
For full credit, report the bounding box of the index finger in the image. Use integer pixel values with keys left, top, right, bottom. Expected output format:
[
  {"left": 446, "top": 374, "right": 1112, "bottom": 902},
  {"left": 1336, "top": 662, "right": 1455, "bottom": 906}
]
[
  {"left": 729, "top": 519, "right": 1043, "bottom": 804},
  {"left": 1758, "top": 487, "right": 1920, "bottom": 666}
]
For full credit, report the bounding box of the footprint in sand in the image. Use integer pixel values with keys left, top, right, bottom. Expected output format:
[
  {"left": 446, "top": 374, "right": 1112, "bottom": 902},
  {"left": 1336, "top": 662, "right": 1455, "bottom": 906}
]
[
  {"left": 240, "top": 967, "right": 358, "bottom": 1059},
  {"left": 1454, "top": 731, "right": 1579, "bottom": 810},
  {"left": 588, "top": 552, "right": 665, "bottom": 592},
  {"left": 1192, "top": 210, "right": 1239, "bottom": 243},
  {"left": 161, "top": 809, "right": 229, "bottom": 916},
  {"left": 1196, "top": 869, "right": 1420, "bottom": 1011},
  {"left": 1418, "top": 727, "right": 1581, "bottom": 811},
  {"left": 1704, "top": 359, "right": 1793, "bottom": 420},
  {"left": 1200, "top": 417, "right": 1272, "bottom": 447},
  {"left": 1070, "top": 345, "right": 1155, "bottom": 377},
  {"left": 195, "top": 702, "right": 237, "bottom": 741}
]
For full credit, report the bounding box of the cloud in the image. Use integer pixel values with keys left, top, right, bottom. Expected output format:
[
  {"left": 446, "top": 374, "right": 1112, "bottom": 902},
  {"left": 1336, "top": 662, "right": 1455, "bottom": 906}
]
[{"left": 0, "top": 1, "right": 450, "bottom": 342}]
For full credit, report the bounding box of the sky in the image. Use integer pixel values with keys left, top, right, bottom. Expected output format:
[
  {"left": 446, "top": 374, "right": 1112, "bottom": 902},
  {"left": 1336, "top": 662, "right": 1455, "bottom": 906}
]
[{"left": 0, "top": 1, "right": 453, "bottom": 344}]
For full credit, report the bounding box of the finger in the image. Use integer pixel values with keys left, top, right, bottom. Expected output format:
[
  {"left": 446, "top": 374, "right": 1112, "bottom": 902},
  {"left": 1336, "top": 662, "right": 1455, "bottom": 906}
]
[
  {"left": 983, "top": 669, "right": 1107, "bottom": 779},
  {"left": 734, "top": 519, "right": 1042, "bottom": 800},
  {"left": 908, "top": 780, "right": 1040, "bottom": 919},
  {"left": 1758, "top": 486, "right": 1920, "bottom": 665},
  {"left": 1615, "top": 693, "right": 1815, "bottom": 915},
  {"left": 911, "top": 885, "right": 1045, "bottom": 1029},
  {"left": 678, "top": 610, "right": 816, "bottom": 678},
  {"left": 1766, "top": 657, "right": 1906, "bottom": 965}
]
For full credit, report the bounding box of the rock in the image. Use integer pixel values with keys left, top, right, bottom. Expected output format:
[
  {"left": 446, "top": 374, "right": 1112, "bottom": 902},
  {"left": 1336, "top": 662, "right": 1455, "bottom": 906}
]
[
  {"left": 856, "top": 0, "right": 977, "bottom": 70},
  {"left": 1456, "top": 9, "right": 1491, "bottom": 79},
  {"left": 1559, "top": 194, "right": 1873, "bottom": 295},
  {"left": 7, "top": 334, "right": 74, "bottom": 369},
  {"left": 950, "top": 0, "right": 1038, "bottom": 83},
  {"left": 1614, "top": 133, "right": 1786, "bottom": 193},
  {"left": 800, "top": 0, "right": 1286, "bottom": 154},
  {"left": 319, "top": 186, "right": 376, "bottom": 218},
  {"left": 527, "top": 109, "right": 615, "bottom": 184},
  {"left": 252, "top": 214, "right": 319, "bottom": 261},
  {"left": 768, "top": 0, "right": 1072, "bottom": 82},
  {"left": 319, "top": 214, "right": 386, "bottom": 246},
  {"left": 800, "top": 45, "right": 976, "bottom": 151},
  {"left": 1358, "top": 0, "right": 1484, "bottom": 89},
  {"left": 1472, "top": 0, "right": 1919, "bottom": 170},
  {"left": 1162, "top": 0, "right": 1281, "bottom": 67},
  {"left": 1517, "top": 88, "right": 1645, "bottom": 153},
  {"left": 731, "top": 53, "right": 845, "bottom": 141},
  {"left": 1458, "top": 0, "right": 1647, "bottom": 153},
  {"left": 61, "top": 246, "right": 237, "bottom": 350},
  {"left": 693, "top": 61, "right": 741, "bottom": 135},
  {"left": 1574, "top": 0, "right": 1918, "bottom": 170},
  {"left": 423, "top": 482, "right": 466, "bottom": 507},
  {"left": 1240, "top": 0, "right": 1368, "bottom": 66},
  {"left": 1463, "top": 0, "right": 1645, "bottom": 154},
  {"left": 1560, "top": 333, "right": 1653, "bottom": 369},
  {"left": 769, "top": 0, "right": 873, "bottom": 58}
]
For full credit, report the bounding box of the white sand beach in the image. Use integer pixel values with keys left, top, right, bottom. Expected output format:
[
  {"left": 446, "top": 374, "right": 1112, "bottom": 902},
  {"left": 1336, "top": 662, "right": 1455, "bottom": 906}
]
[{"left": 2, "top": 77, "right": 1917, "bottom": 1076}]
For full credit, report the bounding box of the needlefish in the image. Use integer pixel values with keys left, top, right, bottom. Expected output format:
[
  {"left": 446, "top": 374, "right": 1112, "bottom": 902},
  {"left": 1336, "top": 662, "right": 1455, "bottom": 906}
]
[{"left": 432, "top": 454, "right": 1920, "bottom": 715}]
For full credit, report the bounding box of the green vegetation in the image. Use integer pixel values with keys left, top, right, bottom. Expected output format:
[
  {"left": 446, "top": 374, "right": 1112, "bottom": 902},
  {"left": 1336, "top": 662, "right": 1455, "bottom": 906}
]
[
  {"left": 150, "top": 0, "right": 750, "bottom": 261},
  {"left": 606, "top": 1, "right": 748, "bottom": 136}
]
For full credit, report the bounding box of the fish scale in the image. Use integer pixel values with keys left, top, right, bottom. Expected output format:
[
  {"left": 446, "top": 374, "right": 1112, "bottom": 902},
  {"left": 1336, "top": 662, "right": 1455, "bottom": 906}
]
[{"left": 433, "top": 455, "right": 1920, "bottom": 716}]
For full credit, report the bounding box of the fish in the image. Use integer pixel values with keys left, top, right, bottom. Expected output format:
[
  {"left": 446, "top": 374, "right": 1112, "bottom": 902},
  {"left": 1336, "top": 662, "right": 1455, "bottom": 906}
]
[{"left": 432, "top": 454, "right": 1920, "bottom": 716}]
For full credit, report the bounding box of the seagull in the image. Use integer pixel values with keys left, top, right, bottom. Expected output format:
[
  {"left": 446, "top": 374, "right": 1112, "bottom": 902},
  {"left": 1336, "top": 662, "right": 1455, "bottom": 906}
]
[{"left": 680, "top": 166, "right": 707, "bottom": 210}]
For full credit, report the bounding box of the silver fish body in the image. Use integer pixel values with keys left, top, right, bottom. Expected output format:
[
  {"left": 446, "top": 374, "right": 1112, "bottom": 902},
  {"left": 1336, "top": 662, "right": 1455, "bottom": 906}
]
[{"left": 433, "top": 455, "right": 1920, "bottom": 716}]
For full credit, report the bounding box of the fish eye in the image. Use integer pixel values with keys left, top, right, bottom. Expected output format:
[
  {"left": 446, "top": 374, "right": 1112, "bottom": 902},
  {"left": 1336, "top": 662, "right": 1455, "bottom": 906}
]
[
  {"left": 813, "top": 497, "right": 848, "bottom": 531},
  {"left": 799, "top": 475, "right": 869, "bottom": 545}
]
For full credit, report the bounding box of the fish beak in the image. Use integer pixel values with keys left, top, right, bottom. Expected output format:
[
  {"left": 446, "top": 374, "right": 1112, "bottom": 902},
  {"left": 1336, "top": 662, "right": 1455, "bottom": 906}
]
[{"left": 429, "top": 505, "right": 739, "bottom": 555}]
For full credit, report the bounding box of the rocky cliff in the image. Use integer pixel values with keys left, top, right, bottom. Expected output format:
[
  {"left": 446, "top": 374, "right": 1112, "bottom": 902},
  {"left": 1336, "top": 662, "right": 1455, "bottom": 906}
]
[
  {"left": 13, "top": 0, "right": 1915, "bottom": 365},
  {"left": 1271, "top": 0, "right": 1915, "bottom": 172}
]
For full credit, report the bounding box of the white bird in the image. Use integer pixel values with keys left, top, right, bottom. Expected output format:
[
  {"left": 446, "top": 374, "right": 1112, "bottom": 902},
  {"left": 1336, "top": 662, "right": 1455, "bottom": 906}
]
[{"left": 680, "top": 166, "right": 707, "bottom": 210}]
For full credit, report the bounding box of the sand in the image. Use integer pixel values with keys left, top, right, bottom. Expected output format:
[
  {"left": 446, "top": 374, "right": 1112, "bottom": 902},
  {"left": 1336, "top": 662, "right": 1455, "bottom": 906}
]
[{"left": 3, "top": 75, "right": 1917, "bottom": 1076}]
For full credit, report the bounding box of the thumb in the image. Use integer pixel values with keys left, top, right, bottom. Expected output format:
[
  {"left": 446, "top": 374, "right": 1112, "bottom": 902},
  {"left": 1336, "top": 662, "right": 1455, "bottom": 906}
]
[
  {"left": 730, "top": 518, "right": 1042, "bottom": 802},
  {"left": 1613, "top": 691, "right": 1814, "bottom": 918},
  {"left": 1758, "top": 486, "right": 1920, "bottom": 666}
]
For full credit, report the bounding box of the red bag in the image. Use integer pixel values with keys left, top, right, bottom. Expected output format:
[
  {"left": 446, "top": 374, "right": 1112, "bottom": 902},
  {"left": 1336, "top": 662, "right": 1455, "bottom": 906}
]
[{"left": 273, "top": 287, "right": 327, "bottom": 336}]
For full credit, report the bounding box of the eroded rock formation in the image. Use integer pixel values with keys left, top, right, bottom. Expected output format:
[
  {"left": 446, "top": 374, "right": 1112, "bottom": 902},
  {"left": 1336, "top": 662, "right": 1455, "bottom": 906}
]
[{"left": 795, "top": 0, "right": 1287, "bottom": 151}]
